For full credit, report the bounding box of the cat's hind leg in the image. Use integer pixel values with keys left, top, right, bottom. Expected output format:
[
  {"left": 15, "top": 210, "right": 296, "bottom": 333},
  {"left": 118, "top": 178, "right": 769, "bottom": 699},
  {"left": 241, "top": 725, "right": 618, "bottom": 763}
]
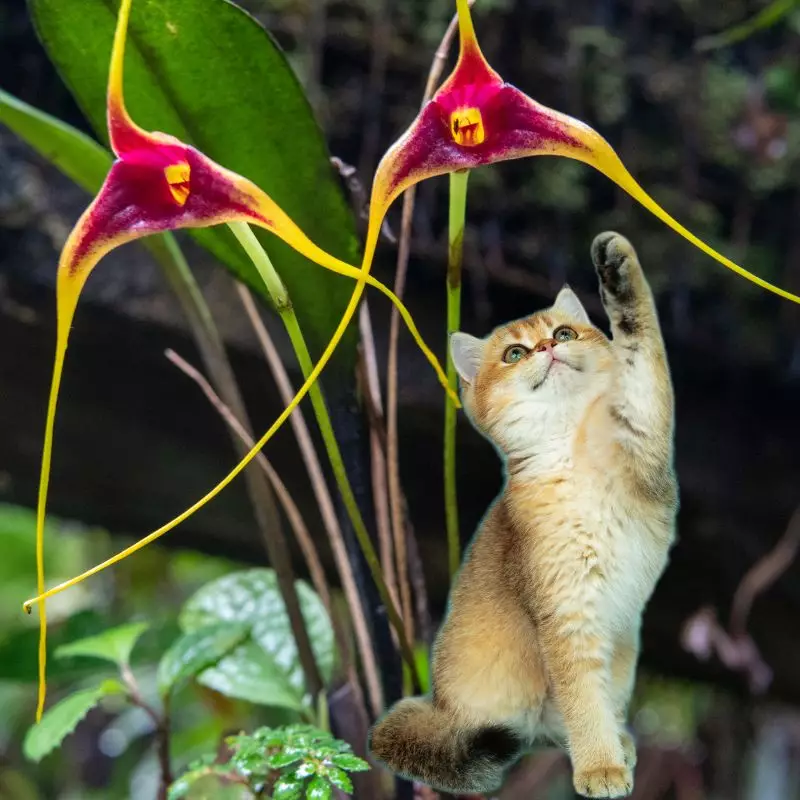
[{"left": 370, "top": 581, "right": 546, "bottom": 794}]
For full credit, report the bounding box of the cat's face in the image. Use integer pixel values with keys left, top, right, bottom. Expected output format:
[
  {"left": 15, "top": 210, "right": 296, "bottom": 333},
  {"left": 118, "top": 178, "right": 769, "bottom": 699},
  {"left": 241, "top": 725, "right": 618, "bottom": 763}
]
[{"left": 451, "top": 287, "right": 612, "bottom": 457}]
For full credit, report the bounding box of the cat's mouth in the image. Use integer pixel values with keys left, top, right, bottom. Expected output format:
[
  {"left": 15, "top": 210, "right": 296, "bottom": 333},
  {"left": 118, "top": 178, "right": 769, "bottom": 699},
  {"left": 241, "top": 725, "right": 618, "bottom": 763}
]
[{"left": 531, "top": 355, "right": 582, "bottom": 389}]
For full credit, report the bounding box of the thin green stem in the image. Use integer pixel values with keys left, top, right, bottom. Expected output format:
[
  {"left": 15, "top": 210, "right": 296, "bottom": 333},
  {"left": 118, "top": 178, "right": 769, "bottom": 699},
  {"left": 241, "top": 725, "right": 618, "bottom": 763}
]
[
  {"left": 227, "top": 221, "right": 421, "bottom": 691},
  {"left": 445, "top": 170, "right": 469, "bottom": 580}
]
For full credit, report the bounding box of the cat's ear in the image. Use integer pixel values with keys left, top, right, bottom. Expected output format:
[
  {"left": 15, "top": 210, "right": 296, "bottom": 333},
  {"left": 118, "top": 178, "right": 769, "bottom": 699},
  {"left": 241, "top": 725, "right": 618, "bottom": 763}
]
[
  {"left": 450, "top": 332, "right": 484, "bottom": 384},
  {"left": 553, "top": 285, "right": 590, "bottom": 325}
]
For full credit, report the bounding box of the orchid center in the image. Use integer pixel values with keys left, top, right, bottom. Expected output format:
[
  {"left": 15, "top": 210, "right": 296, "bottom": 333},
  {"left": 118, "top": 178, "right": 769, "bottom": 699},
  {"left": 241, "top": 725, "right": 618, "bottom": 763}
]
[
  {"left": 450, "top": 107, "right": 485, "bottom": 147},
  {"left": 164, "top": 161, "right": 191, "bottom": 206}
]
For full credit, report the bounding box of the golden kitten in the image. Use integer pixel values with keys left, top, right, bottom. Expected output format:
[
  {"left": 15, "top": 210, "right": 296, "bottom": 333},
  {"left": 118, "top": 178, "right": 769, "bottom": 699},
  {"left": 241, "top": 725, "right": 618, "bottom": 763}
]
[{"left": 369, "top": 232, "right": 677, "bottom": 798}]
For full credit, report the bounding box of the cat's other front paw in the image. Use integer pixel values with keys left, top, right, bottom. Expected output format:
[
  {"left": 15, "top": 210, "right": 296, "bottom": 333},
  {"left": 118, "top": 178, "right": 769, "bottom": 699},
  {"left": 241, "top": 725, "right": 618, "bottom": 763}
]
[
  {"left": 590, "top": 231, "right": 635, "bottom": 300},
  {"left": 573, "top": 764, "right": 633, "bottom": 799}
]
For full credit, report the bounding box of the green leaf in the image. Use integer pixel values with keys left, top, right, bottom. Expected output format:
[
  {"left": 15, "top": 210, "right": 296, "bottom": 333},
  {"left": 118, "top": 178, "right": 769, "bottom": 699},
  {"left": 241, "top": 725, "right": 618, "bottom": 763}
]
[
  {"left": 305, "top": 776, "right": 332, "bottom": 800},
  {"left": 330, "top": 754, "right": 370, "bottom": 772},
  {"left": 23, "top": 680, "right": 124, "bottom": 762},
  {"left": 0, "top": 89, "right": 110, "bottom": 192},
  {"left": 55, "top": 621, "right": 149, "bottom": 667},
  {"left": 157, "top": 622, "right": 249, "bottom": 697},
  {"left": 323, "top": 766, "right": 352, "bottom": 793},
  {"left": 180, "top": 569, "right": 334, "bottom": 712},
  {"left": 291, "top": 761, "right": 317, "bottom": 779},
  {"left": 273, "top": 777, "right": 304, "bottom": 800},
  {"left": 30, "top": 0, "right": 360, "bottom": 361},
  {"left": 270, "top": 751, "right": 304, "bottom": 769}
]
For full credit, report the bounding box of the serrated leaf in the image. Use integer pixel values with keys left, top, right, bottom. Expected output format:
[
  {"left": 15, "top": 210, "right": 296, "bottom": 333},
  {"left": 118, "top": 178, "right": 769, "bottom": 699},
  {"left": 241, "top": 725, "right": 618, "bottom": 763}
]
[
  {"left": 55, "top": 622, "right": 149, "bottom": 667},
  {"left": 30, "top": 0, "right": 360, "bottom": 361},
  {"left": 305, "top": 776, "right": 332, "bottom": 800},
  {"left": 330, "top": 754, "right": 370, "bottom": 772},
  {"left": 272, "top": 777, "right": 304, "bottom": 800},
  {"left": 292, "top": 762, "right": 317, "bottom": 781},
  {"left": 269, "top": 751, "right": 303, "bottom": 769},
  {"left": 323, "top": 766, "right": 352, "bottom": 793},
  {"left": 180, "top": 569, "right": 334, "bottom": 712},
  {"left": 23, "top": 681, "right": 124, "bottom": 762},
  {"left": 167, "top": 765, "right": 239, "bottom": 800},
  {"left": 157, "top": 622, "right": 249, "bottom": 697}
]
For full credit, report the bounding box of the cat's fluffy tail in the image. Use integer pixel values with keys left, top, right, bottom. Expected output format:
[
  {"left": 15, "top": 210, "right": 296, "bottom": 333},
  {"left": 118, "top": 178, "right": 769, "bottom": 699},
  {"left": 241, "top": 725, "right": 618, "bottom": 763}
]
[{"left": 368, "top": 696, "right": 522, "bottom": 794}]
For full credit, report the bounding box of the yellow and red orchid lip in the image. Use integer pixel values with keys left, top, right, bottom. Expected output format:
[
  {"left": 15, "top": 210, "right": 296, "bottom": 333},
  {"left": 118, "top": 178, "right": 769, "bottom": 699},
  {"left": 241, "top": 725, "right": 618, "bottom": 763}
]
[{"left": 365, "top": 0, "right": 800, "bottom": 305}]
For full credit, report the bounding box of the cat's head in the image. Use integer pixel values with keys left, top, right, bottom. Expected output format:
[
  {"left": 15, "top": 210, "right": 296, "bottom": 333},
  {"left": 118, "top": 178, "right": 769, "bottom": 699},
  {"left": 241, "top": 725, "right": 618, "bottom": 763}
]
[{"left": 450, "top": 286, "right": 612, "bottom": 457}]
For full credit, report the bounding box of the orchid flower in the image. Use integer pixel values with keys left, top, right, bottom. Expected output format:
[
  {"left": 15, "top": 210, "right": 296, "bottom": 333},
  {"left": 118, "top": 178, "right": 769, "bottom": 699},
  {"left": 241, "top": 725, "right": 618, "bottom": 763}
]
[
  {"left": 30, "top": 0, "right": 451, "bottom": 721},
  {"left": 363, "top": 0, "right": 800, "bottom": 306}
]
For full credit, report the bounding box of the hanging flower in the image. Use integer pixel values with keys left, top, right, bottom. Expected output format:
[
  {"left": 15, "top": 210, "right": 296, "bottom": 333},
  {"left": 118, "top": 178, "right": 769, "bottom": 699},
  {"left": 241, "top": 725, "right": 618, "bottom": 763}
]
[{"left": 362, "top": 0, "right": 799, "bottom": 304}]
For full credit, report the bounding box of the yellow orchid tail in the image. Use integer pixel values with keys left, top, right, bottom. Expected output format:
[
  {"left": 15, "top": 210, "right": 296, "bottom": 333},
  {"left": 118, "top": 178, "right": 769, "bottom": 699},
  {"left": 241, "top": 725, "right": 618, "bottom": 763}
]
[
  {"left": 23, "top": 223, "right": 383, "bottom": 619},
  {"left": 32, "top": 340, "right": 63, "bottom": 722},
  {"left": 557, "top": 121, "right": 800, "bottom": 304},
  {"left": 595, "top": 145, "right": 800, "bottom": 304},
  {"left": 249, "top": 213, "right": 456, "bottom": 403},
  {"left": 32, "top": 208, "right": 104, "bottom": 719}
]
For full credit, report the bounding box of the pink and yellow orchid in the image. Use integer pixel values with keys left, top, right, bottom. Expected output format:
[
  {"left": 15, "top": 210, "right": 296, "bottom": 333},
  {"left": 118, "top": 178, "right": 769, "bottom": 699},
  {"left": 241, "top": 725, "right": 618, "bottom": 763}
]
[
  {"left": 31, "top": 0, "right": 452, "bottom": 721},
  {"left": 363, "top": 0, "right": 800, "bottom": 305}
]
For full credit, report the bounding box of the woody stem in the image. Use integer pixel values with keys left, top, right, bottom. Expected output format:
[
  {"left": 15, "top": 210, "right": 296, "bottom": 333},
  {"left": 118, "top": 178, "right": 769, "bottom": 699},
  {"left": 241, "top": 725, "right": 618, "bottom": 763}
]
[
  {"left": 445, "top": 169, "right": 469, "bottom": 580},
  {"left": 227, "top": 221, "right": 421, "bottom": 691}
]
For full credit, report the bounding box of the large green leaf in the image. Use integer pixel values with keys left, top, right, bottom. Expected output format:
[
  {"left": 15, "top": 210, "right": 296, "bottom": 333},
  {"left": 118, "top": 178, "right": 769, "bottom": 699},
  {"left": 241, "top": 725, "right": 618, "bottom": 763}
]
[
  {"left": 180, "top": 569, "right": 335, "bottom": 712},
  {"left": 23, "top": 679, "right": 125, "bottom": 762},
  {"left": 29, "top": 0, "right": 360, "bottom": 360},
  {"left": 157, "top": 622, "right": 249, "bottom": 697},
  {"left": 55, "top": 621, "right": 149, "bottom": 667}
]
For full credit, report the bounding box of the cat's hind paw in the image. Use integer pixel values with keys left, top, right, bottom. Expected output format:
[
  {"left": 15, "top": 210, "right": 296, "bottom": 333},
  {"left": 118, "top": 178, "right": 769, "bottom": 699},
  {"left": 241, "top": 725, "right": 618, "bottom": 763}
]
[{"left": 573, "top": 764, "right": 633, "bottom": 798}]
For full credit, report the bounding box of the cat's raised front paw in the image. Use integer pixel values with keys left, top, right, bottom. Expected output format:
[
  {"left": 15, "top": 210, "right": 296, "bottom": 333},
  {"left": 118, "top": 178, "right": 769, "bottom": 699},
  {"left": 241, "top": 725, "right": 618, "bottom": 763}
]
[
  {"left": 590, "top": 232, "right": 635, "bottom": 299},
  {"left": 573, "top": 764, "right": 633, "bottom": 799}
]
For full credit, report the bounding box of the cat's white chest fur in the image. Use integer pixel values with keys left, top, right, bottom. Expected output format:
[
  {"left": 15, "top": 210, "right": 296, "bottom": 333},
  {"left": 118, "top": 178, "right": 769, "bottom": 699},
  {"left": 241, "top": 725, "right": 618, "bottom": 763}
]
[
  {"left": 548, "top": 471, "right": 670, "bottom": 636},
  {"left": 579, "top": 483, "right": 669, "bottom": 630}
]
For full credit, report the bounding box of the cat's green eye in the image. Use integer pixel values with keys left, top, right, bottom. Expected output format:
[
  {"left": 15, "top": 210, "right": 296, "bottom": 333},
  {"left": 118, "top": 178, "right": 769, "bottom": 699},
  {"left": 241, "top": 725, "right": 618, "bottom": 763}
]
[
  {"left": 554, "top": 326, "right": 578, "bottom": 342},
  {"left": 503, "top": 345, "right": 529, "bottom": 364}
]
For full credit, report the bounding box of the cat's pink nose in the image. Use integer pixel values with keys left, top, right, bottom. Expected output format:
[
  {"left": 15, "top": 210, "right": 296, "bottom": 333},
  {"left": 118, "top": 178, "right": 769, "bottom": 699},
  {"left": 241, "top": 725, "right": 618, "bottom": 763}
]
[{"left": 534, "top": 339, "right": 556, "bottom": 353}]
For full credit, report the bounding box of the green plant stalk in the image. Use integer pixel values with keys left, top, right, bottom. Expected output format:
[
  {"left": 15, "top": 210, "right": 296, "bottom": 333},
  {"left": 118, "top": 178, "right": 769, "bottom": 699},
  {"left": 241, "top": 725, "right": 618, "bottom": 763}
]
[
  {"left": 228, "top": 222, "right": 422, "bottom": 691},
  {"left": 695, "top": 0, "right": 799, "bottom": 51},
  {"left": 445, "top": 170, "right": 469, "bottom": 580}
]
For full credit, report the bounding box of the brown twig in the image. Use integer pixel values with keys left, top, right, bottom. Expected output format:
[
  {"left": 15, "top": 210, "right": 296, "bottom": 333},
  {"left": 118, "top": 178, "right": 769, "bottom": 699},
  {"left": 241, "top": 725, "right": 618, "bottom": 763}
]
[
  {"left": 165, "top": 349, "right": 332, "bottom": 614},
  {"left": 729, "top": 504, "right": 800, "bottom": 637},
  {"left": 679, "top": 504, "right": 800, "bottom": 697},
  {"left": 405, "top": 512, "right": 433, "bottom": 647},
  {"left": 385, "top": 0, "right": 473, "bottom": 657},
  {"left": 236, "top": 285, "right": 384, "bottom": 717},
  {"left": 358, "top": 303, "right": 401, "bottom": 618},
  {"left": 358, "top": 0, "right": 391, "bottom": 181},
  {"left": 120, "top": 663, "right": 171, "bottom": 797},
  {"left": 156, "top": 250, "right": 321, "bottom": 703},
  {"left": 330, "top": 156, "right": 396, "bottom": 243}
]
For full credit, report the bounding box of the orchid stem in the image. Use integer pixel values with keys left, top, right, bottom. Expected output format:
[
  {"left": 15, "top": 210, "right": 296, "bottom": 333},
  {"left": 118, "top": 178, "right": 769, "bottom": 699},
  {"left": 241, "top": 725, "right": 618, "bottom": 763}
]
[
  {"left": 227, "top": 221, "right": 421, "bottom": 690},
  {"left": 444, "top": 170, "right": 469, "bottom": 580}
]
